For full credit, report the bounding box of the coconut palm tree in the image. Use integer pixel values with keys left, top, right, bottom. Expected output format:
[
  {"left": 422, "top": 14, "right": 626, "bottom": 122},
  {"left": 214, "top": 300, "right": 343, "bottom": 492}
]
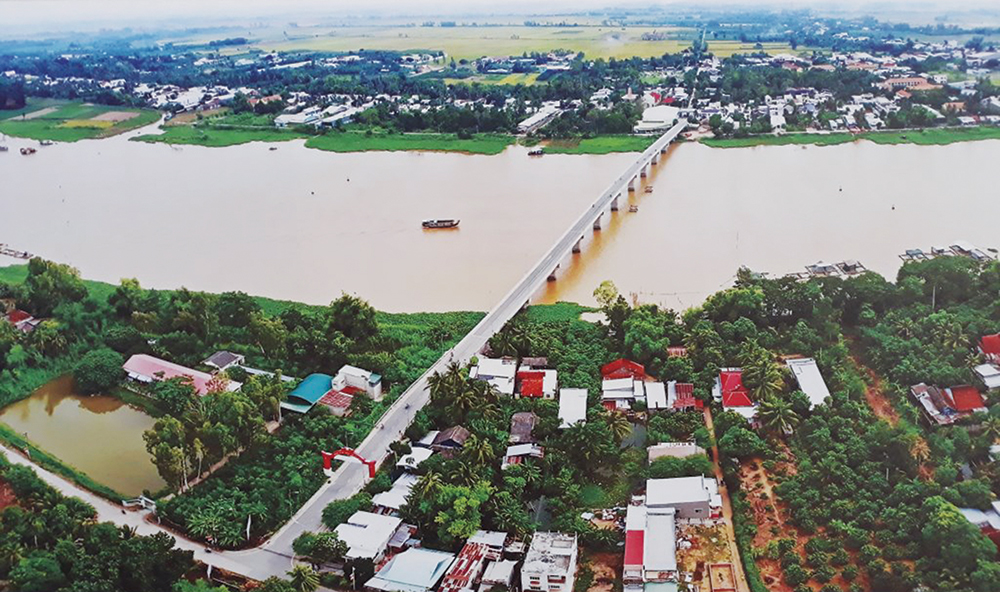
[
  {"left": 894, "top": 318, "right": 917, "bottom": 339},
  {"left": 744, "top": 359, "right": 785, "bottom": 402},
  {"left": 982, "top": 415, "right": 1000, "bottom": 444},
  {"left": 607, "top": 412, "right": 633, "bottom": 444},
  {"left": 288, "top": 564, "right": 320, "bottom": 592},
  {"left": 910, "top": 438, "right": 931, "bottom": 465},
  {"left": 757, "top": 398, "right": 800, "bottom": 437},
  {"left": 463, "top": 434, "right": 495, "bottom": 467},
  {"left": 414, "top": 471, "right": 443, "bottom": 500}
]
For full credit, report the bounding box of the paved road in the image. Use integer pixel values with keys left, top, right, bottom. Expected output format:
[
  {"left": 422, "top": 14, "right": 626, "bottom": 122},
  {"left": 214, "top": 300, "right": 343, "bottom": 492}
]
[{"left": 2, "top": 121, "right": 688, "bottom": 583}]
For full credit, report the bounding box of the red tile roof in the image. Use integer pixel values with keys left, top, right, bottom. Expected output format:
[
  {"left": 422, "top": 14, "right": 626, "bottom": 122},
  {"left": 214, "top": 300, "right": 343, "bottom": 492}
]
[
  {"left": 720, "top": 370, "right": 753, "bottom": 408},
  {"left": 947, "top": 385, "right": 986, "bottom": 412},
  {"left": 981, "top": 334, "right": 1000, "bottom": 358},
  {"left": 602, "top": 359, "right": 646, "bottom": 380},
  {"left": 318, "top": 389, "right": 354, "bottom": 410},
  {"left": 123, "top": 354, "right": 214, "bottom": 395},
  {"left": 624, "top": 529, "right": 644, "bottom": 567},
  {"left": 5, "top": 310, "right": 32, "bottom": 324},
  {"left": 520, "top": 378, "right": 544, "bottom": 398},
  {"left": 673, "top": 383, "right": 703, "bottom": 409}
]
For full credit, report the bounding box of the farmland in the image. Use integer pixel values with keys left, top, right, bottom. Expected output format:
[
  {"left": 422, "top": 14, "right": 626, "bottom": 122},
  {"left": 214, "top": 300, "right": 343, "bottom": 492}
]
[{"left": 0, "top": 99, "right": 159, "bottom": 141}]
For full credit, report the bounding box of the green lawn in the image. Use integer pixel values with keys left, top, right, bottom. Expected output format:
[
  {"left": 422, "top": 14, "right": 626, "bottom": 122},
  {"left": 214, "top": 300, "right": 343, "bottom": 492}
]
[
  {"left": 132, "top": 124, "right": 307, "bottom": 147},
  {"left": 0, "top": 100, "right": 160, "bottom": 142},
  {"left": 701, "top": 127, "right": 1000, "bottom": 149},
  {"left": 305, "top": 132, "right": 515, "bottom": 155},
  {"left": 543, "top": 135, "right": 657, "bottom": 154}
]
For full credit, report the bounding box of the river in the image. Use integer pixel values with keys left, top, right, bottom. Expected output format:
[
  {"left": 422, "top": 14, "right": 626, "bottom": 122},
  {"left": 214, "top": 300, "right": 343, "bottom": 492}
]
[
  {"left": 0, "top": 376, "right": 166, "bottom": 496},
  {"left": 3, "top": 128, "right": 1000, "bottom": 312}
]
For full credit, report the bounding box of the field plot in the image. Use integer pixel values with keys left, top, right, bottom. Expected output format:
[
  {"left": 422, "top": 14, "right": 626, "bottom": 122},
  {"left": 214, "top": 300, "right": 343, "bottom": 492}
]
[
  {"left": 442, "top": 72, "right": 543, "bottom": 86},
  {"left": 0, "top": 100, "right": 159, "bottom": 141},
  {"left": 260, "top": 25, "right": 699, "bottom": 60}
]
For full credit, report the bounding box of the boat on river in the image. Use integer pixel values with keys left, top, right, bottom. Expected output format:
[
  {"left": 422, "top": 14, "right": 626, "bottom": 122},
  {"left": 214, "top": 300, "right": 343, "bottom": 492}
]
[
  {"left": 20, "top": 147, "right": 36, "bottom": 155},
  {"left": 0, "top": 145, "right": 8, "bottom": 152},
  {"left": 422, "top": 219, "right": 460, "bottom": 229},
  {"left": 528, "top": 147, "right": 544, "bottom": 156},
  {"left": 39, "top": 140, "right": 53, "bottom": 146}
]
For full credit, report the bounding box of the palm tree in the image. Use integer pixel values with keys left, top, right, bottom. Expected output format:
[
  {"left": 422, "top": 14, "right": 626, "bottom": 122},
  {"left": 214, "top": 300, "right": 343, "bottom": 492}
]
[
  {"left": 910, "top": 438, "right": 931, "bottom": 465},
  {"left": 894, "top": 318, "right": 917, "bottom": 339},
  {"left": 414, "top": 471, "right": 443, "bottom": 500},
  {"left": 757, "top": 398, "right": 800, "bottom": 437},
  {"left": 744, "top": 359, "right": 785, "bottom": 402},
  {"left": 288, "top": 564, "right": 320, "bottom": 592},
  {"left": 463, "top": 434, "right": 494, "bottom": 467},
  {"left": 982, "top": 415, "right": 1000, "bottom": 444},
  {"left": 607, "top": 412, "right": 632, "bottom": 443},
  {"left": 193, "top": 438, "right": 206, "bottom": 477}
]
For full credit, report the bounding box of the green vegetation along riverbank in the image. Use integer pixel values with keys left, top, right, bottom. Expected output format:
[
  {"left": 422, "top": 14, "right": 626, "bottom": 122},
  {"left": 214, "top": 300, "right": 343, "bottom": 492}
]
[
  {"left": 0, "top": 99, "right": 160, "bottom": 142},
  {"left": 131, "top": 124, "right": 306, "bottom": 147},
  {"left": 701, "top": 126, "right": 1000, "bottom": 149},
  {"left": 542, "top": 134, "right": 658, "bottom": 154}
]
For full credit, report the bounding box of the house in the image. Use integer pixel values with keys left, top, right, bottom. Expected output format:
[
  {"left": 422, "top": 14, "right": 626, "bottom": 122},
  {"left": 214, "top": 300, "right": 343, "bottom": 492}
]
[
  {"left": 602, "top": 377, "right": 644, "bottom": 411},
  {"left": 372, "top": 473, "right": 420, "bottom": 515},
  {"left": 646, "top": 476, "right": 722, "bottom": 521},
  {"left": 335, "top": 364, "right": 383, "bottom": 400},
  {"left": 959, "top": 501, "right": 1000, "bottom": 550},
  {"left": 469, "top": 357, "right": 518, "bottom": 396},
  {"left": 281, "top": 373, "right": 340, "bottom": 414},
  {"left": 602, "top": 359, "right": 646, "bottom": 380},
  {"left": 517, "top": 104, "right": 562, "bottom": 134},
  {"left": 646, "top": 382, "right": 668, "bottom": 410},
  {"left": 4, "top": 309, "right": 37, "bottom": 333},
  {"left": 202, "top": 351, "right": 245, "bottom": 371},
  {"left": 785, "top": 358, "right": 831, "bottom": 408},
  {"left": 667, "top": 382, "right": 702, "bottom": 411},
  {"left": 974, "top": 363, "right": 1000, "bottom": 390},
  {"left": 479, "top": 559, "right": 518, "bottom": 592},
  {"left": 521, "top": 532, "right": 578, "bottom": 592},
  {"left": 713, "top": 369, "right": 756, "bottom": 423},
  {"left": 623, "top": 499, "right": 678, "bottom": 592},
  {"left": 432, "top": 426, "right": 471, "bottom": 452},
  {"left": 648, "top": 442, "right": 706, "bottom": 463},
  {"left": 334, "top": 511, "right": 403, "bottom": 560},
  {"left": 365, "top": 547, "right": 456, "bottom": 592},
  {"left": 910, "top": 383, "right": 988, "bottom": 426},
  {"left": 666, "top": 346, "right": 687, "bottom": 358},
  {"left": 397, "top": 447, "right": 435, "bottom": 472},
  {"left": 123, "top": 354, "right": 236, "bottom": 396},
  {"left": 517, "top": 368, "right": 558, "bottom": 399},
  {"left": 439, "top": 531, "right": 507, "bottom": 592},
  {"left": 980, "top": 334, "right": 1000, "bottom": 364},
  {"left": 558, "top": 388, "right": 588, "bottom": 428},
  {"left": 510, "top": 412, "right": 538, "bottom": 444},
  {"left": 502, "top": 443, "right": 545, "bottom": 469}
]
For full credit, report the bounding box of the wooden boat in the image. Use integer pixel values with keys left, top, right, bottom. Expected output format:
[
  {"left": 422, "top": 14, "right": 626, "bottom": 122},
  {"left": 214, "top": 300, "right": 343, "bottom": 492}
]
[
  {"left": 527, "top": 147, "right": 544, "bottom": 156},
  {"left": 628, "top": 205, "right": 639, "bottom": 213},
  {"left": 20, "top": 147, "right": 36, "bottom": 155},
  {"left": 39, "top": 140, "right": 53, "bottom": 146},
  {"left": 644, "top": 186, "right": 653, "bottom": 193},
  {"left": 422, "top": 219, "right": 460, "bottom": 229},
  {"left": 0, "top": 146, "right": 8, "bottom": 152},
  {"left": 269, "top": 146, "right": 278, "bottom": 151}
]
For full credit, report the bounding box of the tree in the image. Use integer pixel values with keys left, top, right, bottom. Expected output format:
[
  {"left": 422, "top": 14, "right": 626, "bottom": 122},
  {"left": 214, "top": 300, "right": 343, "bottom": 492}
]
[
  {"left": 607, "top": 412, "right": 632, "bottom": 443},
  {"left": 757, "top": 398, "right": 800, "bottom": 437},
  {"left": 9, "top": 553, "right": 65, "bottom": 592},
  {"left": 109, "top": 278, "right": 145, "bottom": 319},
  {"left": 216, "top": 291, "right": 260, "bottom": 326},
  {"left": 151, "top": 376, "right": 199, "bottom": 417},
  {"left": 328, "top": 293, "right": 378, "bottom": 342},
  {"left": 23, "top": 258, "right": 87, "bottom": 316},
  {"left": 287, "top": 564, "right": 320, "bottom": 592},
  {"left": 293, "top": 531, "right": 348, "bottom": 567},
  {"left": 73, "top": 348, "right": 124, "bottom": 394},
  {"left": 718, "top": 427, "right": 767, "bottom": 459}
]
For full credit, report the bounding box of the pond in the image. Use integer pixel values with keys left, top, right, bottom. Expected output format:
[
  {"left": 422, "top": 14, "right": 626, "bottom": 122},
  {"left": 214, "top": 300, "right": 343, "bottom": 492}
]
[{"left": 0, "top": 375, "right": 166, "bottom": 496}]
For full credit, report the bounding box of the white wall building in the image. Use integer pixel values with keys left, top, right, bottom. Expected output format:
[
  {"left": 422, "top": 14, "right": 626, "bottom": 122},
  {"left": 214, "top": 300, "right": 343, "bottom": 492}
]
[
  {"left": 558, "top": 388, "right": 588, "bottom": 428},
  {"left": 334, "top": 511, "right": 402, "bottom": 560},
  {"left": 522, "top": 532, "right": 578, "bottom": 592}
]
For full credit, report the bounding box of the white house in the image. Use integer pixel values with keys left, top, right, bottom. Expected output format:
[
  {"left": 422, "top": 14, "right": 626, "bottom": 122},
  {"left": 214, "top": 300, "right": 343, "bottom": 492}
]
[
  {"left": 786, "top": 358, "right": 831, "bottom": 408},
  {"left": 334, "top": 511, "right": 402, "bottom": 560},
  {"left": 602, "top": 378, "right": 644, "bottom": 410},
  {"left": 558, "top": 388, "right": 588, "bottom": 428},
  {"left": 335, "top": 364, "right": 383, "bottom": 400},
  {"left": 470, "top": 357, "right": 518, "bottom": 396},
  {"left": 623, "top": 500, "right": 678, "bottom": 592},
  {"left": 522, "top": 532, "right": 578, "bottom": 592},
  {"left": 372, "top": 474, "right": 420, "bottom": 515},
  {"left": 646, "top": 476, "right": 722, "bottom": 521},
  {"left": 365, "top": 547, "right": 456, "bottom": 592}
]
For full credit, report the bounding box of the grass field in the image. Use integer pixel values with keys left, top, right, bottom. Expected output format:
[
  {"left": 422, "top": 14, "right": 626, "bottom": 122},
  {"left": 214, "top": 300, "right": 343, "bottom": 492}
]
[
  {"left": 701, "top": 127, "right": 1000, "bottom": 149},
  {"left": 543, "top": 135, "right": 657, "bottom": 154},
  {"left": 305, "top": 131, "right": 515, "bottom": 155},
  {"left": 442, "top": 72, "right": 542, "bottom": 86},
  {"left": 132, "top": 125, "right": 307, "bottom": 147},
  {"left": 0, "top": 99, "right": 159, "bottom": 142}
]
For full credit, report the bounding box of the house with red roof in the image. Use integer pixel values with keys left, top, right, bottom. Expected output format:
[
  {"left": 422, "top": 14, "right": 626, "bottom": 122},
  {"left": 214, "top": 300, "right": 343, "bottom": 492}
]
[
  {"left": 713, "top": 368, "right": 757, "bottom": 423},
  {"left": 910, "top": 383, "right": 988, "bottom": 426},
  {"left": 602, "top": 359, "right": 646, "bottom": 381},
  {"left": 4, "top": 309, "right": 40, "bottom": 333},
  {"left": 668, "top": 382, "right": 703, "bottom": 411},
  {"left": 980, "top": 334, "right": 1000, "bottom": 364},
  {"left": 516, "top": 367, "right": 557, "bottom": 399},
  {"left": 123, "top": 354, "right": 240, "bottom": 396}
]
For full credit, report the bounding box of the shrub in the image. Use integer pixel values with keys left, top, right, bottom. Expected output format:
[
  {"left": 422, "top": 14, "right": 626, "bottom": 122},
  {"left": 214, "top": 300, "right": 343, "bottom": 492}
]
[{"left": 73, "top": 348, "right": 124, "bottom": 394}]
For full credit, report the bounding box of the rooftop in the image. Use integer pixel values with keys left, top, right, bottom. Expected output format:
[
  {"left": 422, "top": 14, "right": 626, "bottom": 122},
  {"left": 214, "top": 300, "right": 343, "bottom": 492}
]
[
  {"left": 785, "top": 358, "right": 831, "bottom": 408},
  {"left": 334, "top": 511, "right": 402, "bottom": 559},
  {"left": 559, "top": 388, "right": 588, "bottom": 428},
  {"left": 647, "top": 476, "right": 720, "bottom": 508},
  {"left": 523, "top": 532, "right": 577, "bottom": 576},
  {"left": 366, "top": 547, "right": 456, "bottom": 592}
]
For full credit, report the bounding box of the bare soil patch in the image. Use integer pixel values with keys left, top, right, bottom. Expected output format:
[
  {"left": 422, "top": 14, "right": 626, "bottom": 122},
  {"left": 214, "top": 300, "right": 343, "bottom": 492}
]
[
  {"left": 91, "top": 111, "right": 140, "bottom": 123},
  {"left": 0, "top": 480, "right": 18, "bottom": 510},
  {"left": 587, "top": 552, "right": 620, "bottom": 592},
  {"left": 22, "top": 106, "right": 58, "bottom": 120}
]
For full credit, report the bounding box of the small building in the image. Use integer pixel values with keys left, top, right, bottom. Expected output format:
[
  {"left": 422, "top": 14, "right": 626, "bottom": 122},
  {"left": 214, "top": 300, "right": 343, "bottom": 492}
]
[
  {"left": 281, "top": 373, "right": 335, "bottom": 414},
  {"left": 123, "top": 354, "right": 235, "bottom": 396},
  {"left": 479, "top": 559, "right": 517, "bottom": 592},
  {"left": 558, "top": 388, "right": 588, "bottom": 429},
  {"left": 602, "top": 359, "right": 646, "bottom": 380},
  {"left": 510, "top": 411, "right": 538, "bottom": 444},
  {"left": 785, "top": 358, "right": 831, "bottom": 409},
  {"left": 202, "top": 351, "right": 245, "bottom": 372},
  {"left": 648, "top": 442, "right": 706, "bottom": 463},
  {"left": 372, "top": 473, "right": 420, "bottom": 515},
  {"left": 502, "top": 443, "right": 545, "bottom": 469},
  {"left": 646, "top": 476, "right": 722, "bottom": 521},
  {"left": 439, "top": 531, "right": 507, "bottom": 592},
  {"left": 469, "top": 357, "right": 518, "bottom": 396},
  {"left": 521, "top": 532, "right": 579, "bottom": 592},
  {"left": 666, "top": 381, "right": 702, "bottom": 411},
  {"left": 979, "top": 334, "right": 1000, "bottom": 364},
  {"left": 713, "top": 369, "right": 756, "bottom": 423},
  {"left": 517, "top": 368, "right": 558, "bottom": 399},
  {"left": 623, "top": 500, "right": 678, "bottom": 591},
  {"left": 646, "top": 382, "right": 668, "bottom": 410},
  {"left": 432, "top": 426, "right": 470, "bottom": 452},
  {"left": 335, "top": 511, "right": 403, "bottom": 561},
  {"left": 974, "top": 363, "right": 1000, "bottom": 390},
  {"left": 336, "top": 364, "right": 383, "bottom": 401},
  {"left": 397, "top": 447, "right": 435, "bottom": 472},
  {"left": 959, "top": 501, "right": 1000, "bottom": 550},
  {"left": 365, "top": 547, "right": 456, "bottom": 592},
  {"left": 910, "top": 383, "right": 987, "bottom": 426},
  {"left": 602, "top": 377, "right": 644, "bottom": 411},
  {"left": 4, "top": 309, "right": 36, "bottom": 333}
]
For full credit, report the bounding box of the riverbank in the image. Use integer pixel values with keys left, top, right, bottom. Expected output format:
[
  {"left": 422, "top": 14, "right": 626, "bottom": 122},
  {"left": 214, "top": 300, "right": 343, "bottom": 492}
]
[
  {"left": 0, "top": 99, "right": 160, "bottom": 142},
  {"left": 543, "top": 134, "right": 658, "bottom": 154},
  {"left": 700, "top": 126, "right": 1000, "bottom": 148}
]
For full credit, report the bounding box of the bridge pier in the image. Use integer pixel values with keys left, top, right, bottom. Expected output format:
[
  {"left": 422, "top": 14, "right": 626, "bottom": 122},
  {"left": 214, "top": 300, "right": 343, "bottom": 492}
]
[
  {"left": 572, "top": 237, "right": 583, "bottom": 253},
  {"left": 611, "top": 195, "right": 619, "bottom": 211},
  {"left": 640, "top": 164, "right": 647, "bottom": 178},
  {"left": 547, "top": 265, "right": 560, "bottom": 282},
  {"left": 593, "top": 216, "right": 602, "bottom": 230},
  {"left": 652, "top": 153, "right": 659, "bottom": 165},
  {"left": 628, "top": 177, "right": 636, "bottom": 192}
]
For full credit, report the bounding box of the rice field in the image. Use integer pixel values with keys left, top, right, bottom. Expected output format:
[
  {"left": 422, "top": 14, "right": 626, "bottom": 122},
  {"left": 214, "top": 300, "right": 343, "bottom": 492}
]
[
  {"left": 0, "top": 100, "right": 159, "bottom": 141},
  {"left": 442, "top": 72, "right": 542, "bottom": 86}
]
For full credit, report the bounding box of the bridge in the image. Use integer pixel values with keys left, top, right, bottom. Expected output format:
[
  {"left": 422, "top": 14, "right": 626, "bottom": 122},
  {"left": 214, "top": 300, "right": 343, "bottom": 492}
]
[{"left": 34, "top": 121, "right": 686, "bottom": 582}]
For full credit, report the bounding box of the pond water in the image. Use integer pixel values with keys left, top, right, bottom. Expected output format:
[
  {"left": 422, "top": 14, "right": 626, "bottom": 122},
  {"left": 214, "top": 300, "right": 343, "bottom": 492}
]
[
  {"left": 0, "top": 375, "right": 165, "bottom": 496},
  {"left": 3, "top": 127, "right": 1000, "bottom": 313}
]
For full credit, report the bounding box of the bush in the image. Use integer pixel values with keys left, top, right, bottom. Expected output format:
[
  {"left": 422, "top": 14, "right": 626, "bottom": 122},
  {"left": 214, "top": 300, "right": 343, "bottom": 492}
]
[
  {"left": 322, "top": 492, "right": 373, "bottom": 529},
  {"left": 72, "top": 348, "right": 124, "bottom": 394},
  {"left": 647, "top": 454, "right": 713, "bottom": 479}
]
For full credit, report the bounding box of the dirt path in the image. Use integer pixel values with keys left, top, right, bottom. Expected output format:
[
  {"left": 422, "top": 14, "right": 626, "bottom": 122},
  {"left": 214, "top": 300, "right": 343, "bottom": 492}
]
[
  {"left": 703, "top": 407, "right": 751, "bottom": 592},
  {"left": 858, "top": 362, "right": 899, "bottom": 425}
]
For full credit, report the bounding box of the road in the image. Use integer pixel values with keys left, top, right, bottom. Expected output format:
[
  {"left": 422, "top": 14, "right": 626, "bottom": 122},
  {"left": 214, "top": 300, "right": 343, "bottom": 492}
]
[
  {"left": 703, "top": 407, "right": 750, "bottom": 592},
  {"left": 2, "top": 121, "right": 689, "bottom": 582}
]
